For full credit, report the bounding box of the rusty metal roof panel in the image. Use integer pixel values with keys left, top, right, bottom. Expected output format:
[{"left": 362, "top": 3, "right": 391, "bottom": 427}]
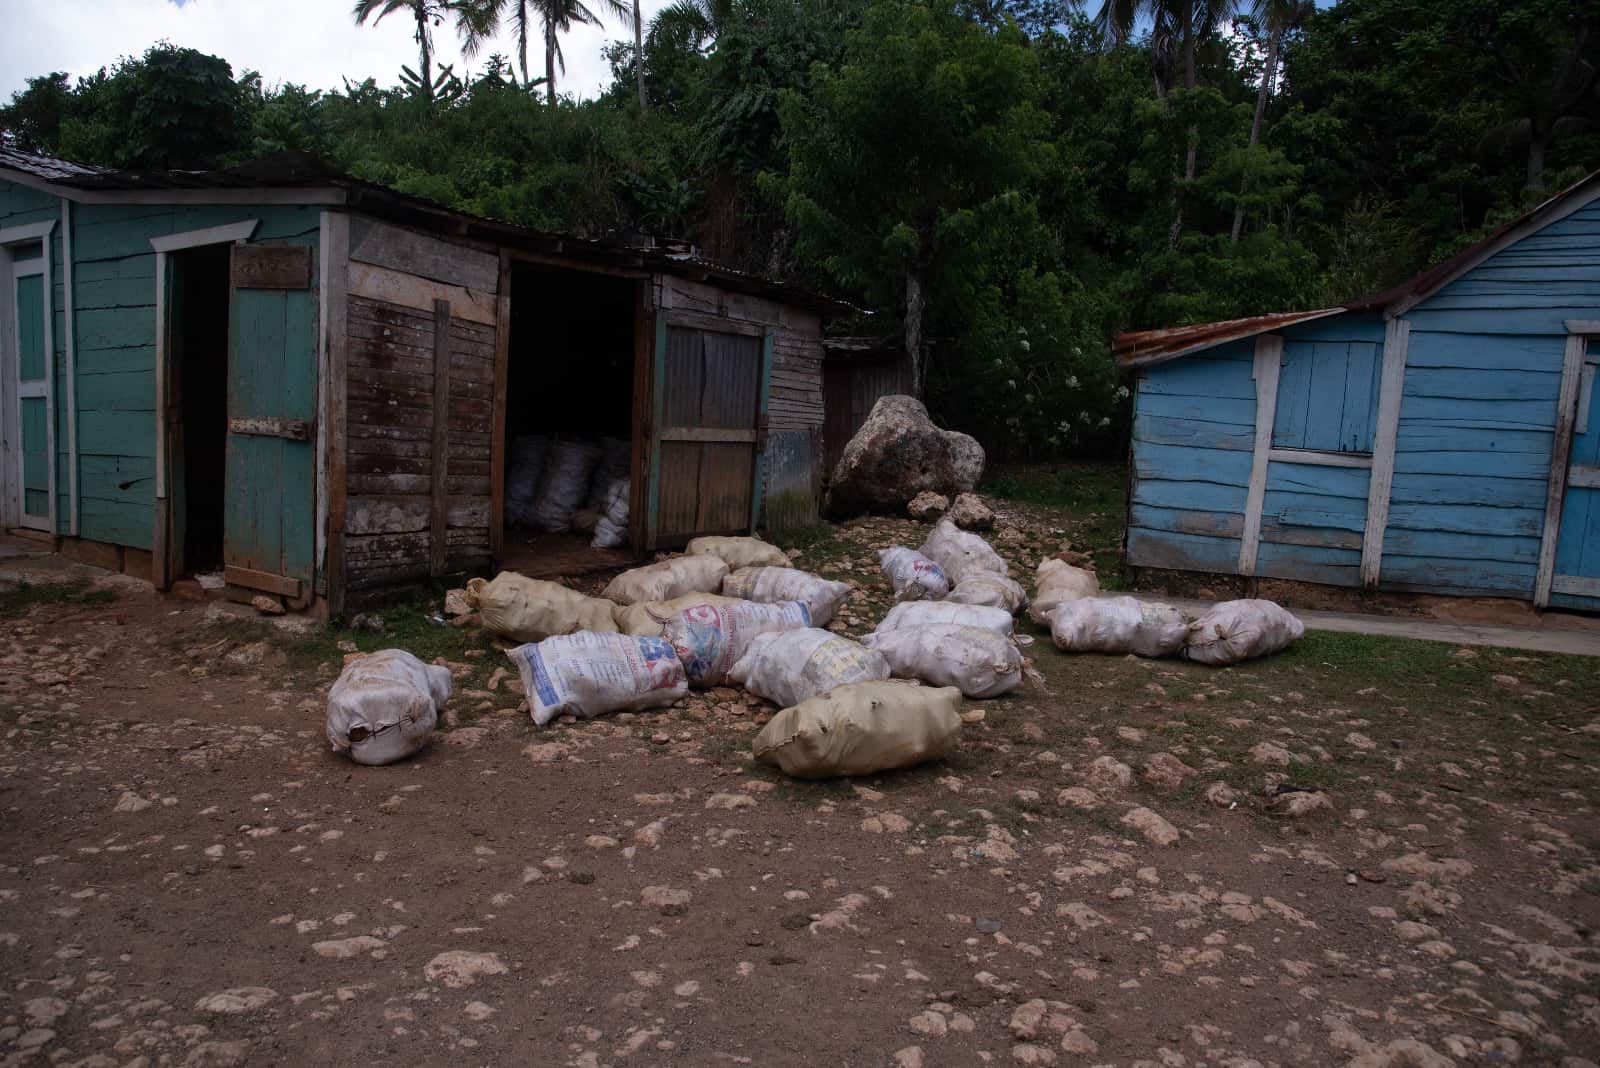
[{"left": 1114, "top": 309, "right": 1345, "bottom": 369}]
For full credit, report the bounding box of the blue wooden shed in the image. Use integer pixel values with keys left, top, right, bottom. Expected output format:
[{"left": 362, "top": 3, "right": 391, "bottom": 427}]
[
  {"left": 0, "top": 149, "right": 843, "bottom": 612},
  {"left": 1116, "top": 170, "right": 1600, "bottom": 612}
]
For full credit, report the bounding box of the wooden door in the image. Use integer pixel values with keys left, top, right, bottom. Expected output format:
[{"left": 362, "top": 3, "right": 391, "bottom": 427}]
[
  {"left": 223, "top": 245, "right": 316, "bottom": 601},
  {"left": 645, "top": 321, "right": 772, "bottom": 549},
  {"left": 12, "top": 267, "right": 52, "bottom": 531},
  {"left": 1551, "top": 336, "right": 1600, "bottom": 600}
]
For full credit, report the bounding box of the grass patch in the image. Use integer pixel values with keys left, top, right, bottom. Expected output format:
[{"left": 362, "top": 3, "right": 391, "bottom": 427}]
[
  {"left": 981, "top": 461, "right": 1128, "bottom": 587},
  {"left": 0, "top": 579, "right": 117, "bottom": 617}
]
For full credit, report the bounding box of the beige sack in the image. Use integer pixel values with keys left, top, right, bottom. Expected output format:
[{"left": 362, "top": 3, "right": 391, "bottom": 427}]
[
  {"left": 946, "top": 572, "right": 1029, "bottom": 614},
  {"left": 722, "top": 565, "right": 852, "bottom": 625},
  {"left": 752, "top": 681, "right": 963, "bottom": 779},
  {"left": 465, "top": 572, "right": 619, "bottom": 642},
  {"left": 613, "top": 592, "right": 742, "bottom": 636},
  {"left": 920, "top": 518, "right": 1008, "bottom": 586},
  {"left": 862, "top": 623, "right": 1022, "bottom": 698},
  {"left": 727, "top": 627, "right": 890, "bottom": 708},
  {"left": 685, "top": 535, "right": 790, "bottom": 570},
  {"left": 1028, "top": 559, "right": 1100, "bottom": 625},
  {"left": 602, "top": 555, "right": 730, "bottom": 606}
]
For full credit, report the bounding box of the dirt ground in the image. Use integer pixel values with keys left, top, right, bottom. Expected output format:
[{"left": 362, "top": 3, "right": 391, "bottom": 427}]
[{"left": 2, "top": 503, "right": 1599, "bottom": 1068}]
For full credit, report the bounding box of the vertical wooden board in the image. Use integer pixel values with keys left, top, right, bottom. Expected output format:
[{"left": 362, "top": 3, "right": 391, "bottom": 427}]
[
  {"left": 17, "top": 274, "right": 45, "bottom": 380},
  {"left": 1300, "top": 342, "right": 1347, "bottom": 451},
  {"left": 1269, "top": 341, "right": 1309, "bottom": 450},
  {"left": 489, "top": 252, "right": 511, "bottom": 557},
  {"left": 662, "top": 327, "right": 705, "bottom": 424},
  {"left": 1342, "top": 342, "right": 1381, "bottom": 452},
  {"left": 1238, "top": 335, "right": 1283, "bottom": 576},
  {"left": 20, "top": 397, "right": 50, "bottom": 516},
  {"left": 697, "top": 443, "right": 754, "bottom": 532},
  {"left": 700, "top": 332, "right": 761, "bottom": 428},
  {"left": 1535, "top": 333, "right": 1589, "bottom": 605},
  {"left": 429, "top": 299, "right": 451, "bottom": 576},
  {"left": 226, "top": 288, "right": 285, "bottom": 575},
  {"left": 657, "top": 441, "right": 701, "bottom": 537}
]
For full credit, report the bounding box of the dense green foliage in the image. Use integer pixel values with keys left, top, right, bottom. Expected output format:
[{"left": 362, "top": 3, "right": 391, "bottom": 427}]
[{"left": 4, "top": 0, "right": 1597, "bottom": 458}]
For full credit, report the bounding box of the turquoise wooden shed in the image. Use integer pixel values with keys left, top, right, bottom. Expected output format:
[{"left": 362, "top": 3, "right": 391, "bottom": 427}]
[
  {"left": 0, "top": 149, "right": 843, "bottom": 613},
  {"left": 1115, "top": 170, "right": 1600, "bottom": 613}
]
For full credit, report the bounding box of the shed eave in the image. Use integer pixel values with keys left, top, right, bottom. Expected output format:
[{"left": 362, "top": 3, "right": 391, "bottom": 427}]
[
  {"left": 0, "top": 165, "right": 350, "bottom": 206},
  {"left": 1114, "top": 308, "right": 1346, "bottom": 370}
]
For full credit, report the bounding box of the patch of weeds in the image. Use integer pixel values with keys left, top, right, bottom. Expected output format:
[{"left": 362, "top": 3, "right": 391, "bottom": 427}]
[
  {"left": 769, "top": 523, "right": 842, "bottom": 554},
  {"left": 0, "top": 579, "right": 117, "bottom": 617}
]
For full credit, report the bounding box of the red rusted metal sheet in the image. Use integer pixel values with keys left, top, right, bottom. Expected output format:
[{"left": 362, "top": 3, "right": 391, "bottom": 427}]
[{"left": 1113, "top": 309, "right": 1344, "bottom": 369}]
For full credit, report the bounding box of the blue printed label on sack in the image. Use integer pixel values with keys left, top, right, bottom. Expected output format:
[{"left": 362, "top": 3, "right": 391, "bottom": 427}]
[{"left": 526, "top": 647, "right": 560, "bottom": 706}]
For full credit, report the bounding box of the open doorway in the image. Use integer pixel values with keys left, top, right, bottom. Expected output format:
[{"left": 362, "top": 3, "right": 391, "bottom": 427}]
[
  {"left": 500, "top": 263, "right": 641, "bottom": 577},
  {"left": 168, "top": 244, "right": 231, "bottom": 579}
]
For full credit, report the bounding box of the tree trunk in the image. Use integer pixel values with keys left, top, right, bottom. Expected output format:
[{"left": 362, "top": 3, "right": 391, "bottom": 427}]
[
  {"left": 416, "top": 8, "right": 434, "bottom": 103},
  {"left": 904, "top": 272, "right": 925, "bottom": 398},
  {"left": 1526, "top": 119, "right": 1548, "bottom": 194},
  {"left": 545, "top": 21, "right": 557, "bottom": 106},
  {"left": 1169, "top": 8, "right": 1196, "bottom": 249},
  {"left": 1231, "top": 26, "right": 1282, "bottom": 247},
  {"left": 518, "top": 5, "right": 531, "bottom": 88},
  {"left": 635, "top": 0, "right": 647, "bottom": 112}
]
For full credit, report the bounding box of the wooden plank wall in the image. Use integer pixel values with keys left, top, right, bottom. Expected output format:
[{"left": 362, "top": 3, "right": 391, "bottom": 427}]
[
  {"left": 339, "top": 217, "right": 499, "bottom": 598},
  {"left": 656, "top": 276, "right": 825, "bottom": 528},
  {"left": 822, "top": 356, "right": 915, "bottom": 478},
  {"left": 1388, "top": 199, "right": 1600, "bottom": 607},
  {"left": 0, "top": 182, "right": 323, "bottom": 553}
]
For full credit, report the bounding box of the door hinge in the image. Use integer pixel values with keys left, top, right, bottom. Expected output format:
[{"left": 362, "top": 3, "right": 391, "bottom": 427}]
[{"left": 228, "top": 416, "right": 313, "bottom": 442}]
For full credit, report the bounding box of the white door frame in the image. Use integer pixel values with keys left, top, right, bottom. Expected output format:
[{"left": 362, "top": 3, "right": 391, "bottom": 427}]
[
  {"left": 0, "top": 219, "right": 59, "bottom": 533},
  {"left": 148, "top": 219, "right": 259, "bottom": 586}
]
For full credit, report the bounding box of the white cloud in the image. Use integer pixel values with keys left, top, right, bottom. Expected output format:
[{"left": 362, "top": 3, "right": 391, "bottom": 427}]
[{"left": 1, "top": 0, "right": 671, "bottom": 104}]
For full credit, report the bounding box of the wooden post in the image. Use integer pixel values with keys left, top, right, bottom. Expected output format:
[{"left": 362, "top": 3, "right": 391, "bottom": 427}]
[
  {"left": 1360, "top": 317, "right": 1409, "bottom": 588},
  {"left": 489, "top": 251, "right": 510, "bottom": 559},
  {"left": 323, "top": 213, "right": 351, "bottom": 614},
  {"left": 1534, "top": 331, "right": 1589, "bottom": 607},
  {"left": 1237, "top": 333, "right": 1282, "bottom": 577},
  {"left": 430, "top": 297, "right": 452, "bottom": 577}
]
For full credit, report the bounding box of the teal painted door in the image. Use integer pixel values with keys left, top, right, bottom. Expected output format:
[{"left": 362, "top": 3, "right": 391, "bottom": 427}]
[
  {"left": 1552, "top": 339, "right": 1600, "bottom": 598},
  {"left": 224, "top": 252, "right": 315, "bottom": 597},
  {"left": 13, "top": 268, "right": 51, "bottom": 530}
]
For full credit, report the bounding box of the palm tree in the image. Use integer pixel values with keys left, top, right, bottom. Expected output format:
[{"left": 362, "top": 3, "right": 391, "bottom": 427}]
[
  {"left": 353, "top": 0, "right": 496, "bottom": 104},
  {"left": 634, "top": 0, "right": 646, "bottom": 111},
  {"left": 1229, "top": 0, "right": 1314, "bottom": 245},
  {"left": 1097, "top": 0, "right": 1239, "bottom": 244},
  {"left": 533, "top": 0, "right": 633, "bottom": 105}
]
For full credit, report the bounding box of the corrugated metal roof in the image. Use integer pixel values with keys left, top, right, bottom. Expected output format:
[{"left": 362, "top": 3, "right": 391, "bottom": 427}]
[
  {"left": 0, "top": 148, "right": 855, "bottom": 316},
  {"left": 1114, "top": 309, "right": 1345, "bottom": 368}
]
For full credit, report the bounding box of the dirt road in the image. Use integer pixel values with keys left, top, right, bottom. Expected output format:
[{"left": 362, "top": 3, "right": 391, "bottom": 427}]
[{"left": 2, "top": 518, "right": 1599, "bottom": 1067}]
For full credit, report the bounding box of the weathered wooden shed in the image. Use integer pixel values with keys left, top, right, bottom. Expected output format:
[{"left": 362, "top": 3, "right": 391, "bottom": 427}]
[
  {"left": 821, "top": 336, "right": 914, "bottom": 479},
  {"left": 1116, "top": 170, "right": 1600, "bottom": 612},
  {"left": 0, "top": 149, "right": 843, "bottom": 612}
]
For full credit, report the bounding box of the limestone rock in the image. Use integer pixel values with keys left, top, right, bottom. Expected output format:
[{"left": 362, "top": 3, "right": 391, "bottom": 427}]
[
  {"left": 194, "top": 988, "right": 278, "bottom": 1015},
  {"left": 1142, "top": 752, "right": 1197, "bottom": 790},
  {"left": 1084, "top": 756, "right": 1133, "bottom": 790},
  {"left": 424, "top": 950, "right": 508, "bottom": 988},
  {"left": 1268, "top": 789, "right": 1333, "bottom": 818},
  {"left": 444, "top": 588, "right": 472, "bottom": 616},
  {"left": 1122, "top": 806, "right": 1180, "bottom": 846},
  {"left": 907, "top": 492, "right": 950, "bottom": 521},
  {"left": 947, "top": 493, "right": 994, "bottom": 531},
  {"left": 1204, "top": 781, "right": 1239, "bottom": 808},
  {"left": 827, "top": 396, "right": 985, "bottom": 517},
  {"left": 250, "top": 595, "right": 285, "bottom": 616}
]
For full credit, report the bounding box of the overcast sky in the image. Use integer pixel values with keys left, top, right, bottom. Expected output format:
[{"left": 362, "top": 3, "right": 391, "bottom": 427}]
[{"left": 1, "top": 0, "right": 674, "bottom": 103}]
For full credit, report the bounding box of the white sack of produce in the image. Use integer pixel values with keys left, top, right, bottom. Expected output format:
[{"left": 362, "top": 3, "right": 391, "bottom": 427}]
[
  {"left": 507, "top": 632, "right": 688, "bottom": 726},
  {"left": 752, "top": 681, "right": 962, "bottom": 780},
  {"left": 1027, "top": 558, "right": 1100, "bottom": 625},
  {"left": 877, "top": 546, "right": 950, "bottom": 602},
  {"left": 862, "top": 623, "right": 1022, "bottom": 698},
  {"left": 946, "top": 572, "right": 1029, "bottom": 614},
  {"left": 532, "top": 438, "right": 604, "bottom": 532},
  {"left": 603, "top": 555, "right": 729, "bottom": 606},
  {"left": 722, "top": 566, "right": 852, "bottom": 626},
  {"left": 1184, "top": 599, "right": 1305, "bottom": 665},
  {"left": 466, "top": 572, "right": 619, "bottom": 641},
  {"left": 920, "top": 518, "right": 1009, "bottom": 586},
  {"left": 875, "top": 600, "right": 1014, "bottom": 637},
  {"left": 584, "top": 437, "right": 632, "bottom": 511},
  {"left": 614, "top": 592, "right": 741, "bottom": 635},
  {"left": 685, "top": 535, "right": 790, "bottom": 570},
  {"left": 504, "top": 434, "right": 549, "bottom": 528},
  {"left": 591, "top": 478, "right": 630, "bottom": 549},
  {"left": 1049, "top": 596, "right": 1188, "bottom": 658},
  {"left": 325, "top": 649, "right": 451, "bottom": 766},
  {"left": 728, "top": 628, "right": 891, "bottom": 709},
  {"left": 663, "top": 599, "right": 812, "bottom": 687}
]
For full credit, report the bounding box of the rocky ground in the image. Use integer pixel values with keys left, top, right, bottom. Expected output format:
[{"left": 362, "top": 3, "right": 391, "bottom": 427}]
[{"left": 2, "top": 499, "right": 1599, "bottom": 1068}]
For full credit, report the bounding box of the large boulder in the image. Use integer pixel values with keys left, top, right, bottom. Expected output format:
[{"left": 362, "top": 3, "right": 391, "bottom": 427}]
[{"left": 826, "top": 396, "right": 984, "bottom": 517}]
